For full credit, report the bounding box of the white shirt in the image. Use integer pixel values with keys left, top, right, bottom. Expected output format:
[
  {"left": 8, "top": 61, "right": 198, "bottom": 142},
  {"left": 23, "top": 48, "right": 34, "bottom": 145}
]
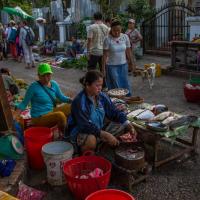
[{"left": 103, "top": 33, "right": 131, "bottom": 65}]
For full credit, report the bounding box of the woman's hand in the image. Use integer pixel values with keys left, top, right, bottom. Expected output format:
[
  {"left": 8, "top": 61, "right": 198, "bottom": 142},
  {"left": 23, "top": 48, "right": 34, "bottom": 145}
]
[
  {"left": 124, "top": 123, "right": 136, "bottom": 135},
  {"left": 100, "top": 131, "right": 119, "bottom": 146},
  {"left": 13, "top": 108, "right": 22, "bottom": 121}
]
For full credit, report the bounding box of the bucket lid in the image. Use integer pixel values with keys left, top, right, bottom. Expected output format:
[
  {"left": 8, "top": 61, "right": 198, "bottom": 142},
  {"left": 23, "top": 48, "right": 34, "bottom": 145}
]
[
  {"left": 42, "top": 141, "right": 73, "bottom": 155},
  {"left": 11, "top": 136, "right": 24, "bottom": 155}
]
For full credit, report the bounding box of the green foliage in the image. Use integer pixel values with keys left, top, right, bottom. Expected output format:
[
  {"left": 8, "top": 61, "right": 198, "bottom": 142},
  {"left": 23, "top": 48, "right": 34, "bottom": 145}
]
[
  {"left": 113, "top": 13, "right": 130, "bottom": 33},
  {"left": 74, "top": 22, "right": 87, "bottom": 40},
  {"left": 73, "top": 17, "right": 92, "bottom": 39},
  {"left": 127, "top": 0, "right": 156, "bottom": 22},
  {"left": 60, "top": 56, "right": 88, "bottom": 70},
  {"left": 0, "top": 0, "right": 32, "bottom": 15},
  {"left": 17, "top": 2, "right": 32, "bottom": 15},
  {"left": 33, "top": 0, "right": 51, "bottom": 8},
  {"left": 92, "top": 0, "right": 123, "bottom": 17}
]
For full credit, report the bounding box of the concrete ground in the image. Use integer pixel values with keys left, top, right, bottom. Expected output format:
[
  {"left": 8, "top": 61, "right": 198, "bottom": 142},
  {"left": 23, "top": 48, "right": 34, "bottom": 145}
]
[{"left": 1, "top": 55, "right": 200, "bottom": 200}]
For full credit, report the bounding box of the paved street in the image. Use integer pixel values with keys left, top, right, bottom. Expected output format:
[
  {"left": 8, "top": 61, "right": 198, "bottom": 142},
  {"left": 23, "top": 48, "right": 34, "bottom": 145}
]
[{"left": 1, "top": 55, "right": 200, "bottom": 200}]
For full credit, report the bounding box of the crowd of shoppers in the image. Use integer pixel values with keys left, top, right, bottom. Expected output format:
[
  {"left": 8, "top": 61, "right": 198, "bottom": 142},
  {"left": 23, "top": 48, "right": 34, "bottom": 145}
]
[{"left": 0, "top": 20, "right": 35, "bottom": 69}]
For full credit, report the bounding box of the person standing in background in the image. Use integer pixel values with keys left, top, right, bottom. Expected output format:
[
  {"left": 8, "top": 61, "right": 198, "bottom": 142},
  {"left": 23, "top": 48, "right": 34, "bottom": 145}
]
[
  {"left": 125, "top": 19, "right": 142, "bottom": 73},
  {"left": 0, "top": 23, "right": 4, "bottom": 60},
  {"left": 7, "top": 20, "right": 17, "bottom": 60},
  {"left": 102, "top": 20, "right": 134, "bottom": 96},
  {"left": 19, "top": 21, "right": 35, "bottom": 69},
  {"left": 4, "top": 23, "right": 11, "bottom": 56},
  {"left": 104, "top": 17, "right": 111, "bottom": 30},
  {"left": 87, "top": 12, "right": 109, "bottom": 72},
  {"left": 16, "top": 22, "right": 23, "bottom": 62}
]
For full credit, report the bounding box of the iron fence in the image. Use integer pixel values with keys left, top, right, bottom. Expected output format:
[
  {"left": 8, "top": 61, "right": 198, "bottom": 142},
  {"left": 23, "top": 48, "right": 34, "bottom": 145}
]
[{"left": 141, "top": 2, "right": 195, "bottom": 53}]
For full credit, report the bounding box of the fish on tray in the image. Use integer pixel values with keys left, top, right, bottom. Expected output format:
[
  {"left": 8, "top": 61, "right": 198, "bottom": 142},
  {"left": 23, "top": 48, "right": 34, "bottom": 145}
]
[
  {"left": 168, "top": 115, "right": 198, "bottom": 130},
  {"left": 151, "top": 111, "right": 173, "bottom": 121}
]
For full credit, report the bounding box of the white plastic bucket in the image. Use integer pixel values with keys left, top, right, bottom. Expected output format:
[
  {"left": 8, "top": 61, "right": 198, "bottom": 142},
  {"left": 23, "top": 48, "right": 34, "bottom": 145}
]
[{"left": 42, "top": 141, "right": 74, "bottom": 185}]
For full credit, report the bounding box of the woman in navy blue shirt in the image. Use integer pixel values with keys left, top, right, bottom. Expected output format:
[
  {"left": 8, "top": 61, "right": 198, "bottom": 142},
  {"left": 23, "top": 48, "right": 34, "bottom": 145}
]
[{"left": 68, "top": 70, "right": 134, "bottom": 153}]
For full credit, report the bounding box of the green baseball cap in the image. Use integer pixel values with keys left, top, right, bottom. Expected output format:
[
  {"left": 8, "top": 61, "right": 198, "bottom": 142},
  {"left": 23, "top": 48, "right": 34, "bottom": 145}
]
[{"left": 38, "top": 63, "right": 53, "bottom": 75}]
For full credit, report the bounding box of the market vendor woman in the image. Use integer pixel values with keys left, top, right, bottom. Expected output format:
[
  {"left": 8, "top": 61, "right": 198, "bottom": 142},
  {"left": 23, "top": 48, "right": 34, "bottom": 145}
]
[
  {"left": 16, "top": 63, "right": 72, "bottom": 135},
  {"left": 67, "top": 70, "right": 134, "bottom": 153}
]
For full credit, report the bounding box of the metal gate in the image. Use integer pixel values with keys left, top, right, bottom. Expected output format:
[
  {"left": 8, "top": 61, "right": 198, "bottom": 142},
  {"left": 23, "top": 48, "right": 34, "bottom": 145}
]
[{"left": 142, "top": 2, "right": 195, "bottom": 54}]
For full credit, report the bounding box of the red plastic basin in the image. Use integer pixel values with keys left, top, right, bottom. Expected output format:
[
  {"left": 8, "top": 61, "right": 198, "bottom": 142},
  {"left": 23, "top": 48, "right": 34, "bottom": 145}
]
[
  {"left": 63, "top": 156, "right": 111, "bottom": 200},
  {"left": 85, "top": 189, "right": 135, "bottom": 200},
  {"left": 24, "top": 127, "right": 53, "bottom": 169}
]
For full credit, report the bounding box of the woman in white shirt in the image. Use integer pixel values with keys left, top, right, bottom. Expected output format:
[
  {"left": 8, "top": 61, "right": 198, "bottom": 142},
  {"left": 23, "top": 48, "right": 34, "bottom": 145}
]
[{"left": 102, "top": 20, "right": 134, "bottom": 96}]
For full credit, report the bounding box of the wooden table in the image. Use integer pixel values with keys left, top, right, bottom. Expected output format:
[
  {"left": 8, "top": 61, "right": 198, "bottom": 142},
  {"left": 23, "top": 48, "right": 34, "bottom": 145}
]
[{"left": 132, "top": 121, "right": 199, "bottom": 169}]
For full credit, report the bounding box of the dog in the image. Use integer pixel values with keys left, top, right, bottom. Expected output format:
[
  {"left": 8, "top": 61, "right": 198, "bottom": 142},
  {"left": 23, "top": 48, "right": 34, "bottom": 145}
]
[{"left": 135, "top": 63, "right": 156, "bottom": 89}]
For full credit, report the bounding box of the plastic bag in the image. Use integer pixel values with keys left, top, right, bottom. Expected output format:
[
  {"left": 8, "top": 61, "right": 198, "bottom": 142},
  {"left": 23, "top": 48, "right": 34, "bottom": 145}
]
[
  {"left": 75, "top": 168, "right": 104, "bottom": 179},
  {"left": 17, "top": 181, "right": 46, "bottom": 200}
]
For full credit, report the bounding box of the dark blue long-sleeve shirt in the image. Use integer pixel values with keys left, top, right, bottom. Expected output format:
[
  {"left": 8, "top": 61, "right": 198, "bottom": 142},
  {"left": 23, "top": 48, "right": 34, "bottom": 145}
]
[{"left": 68, "top": 90, "right": 127, "bottom": 137}]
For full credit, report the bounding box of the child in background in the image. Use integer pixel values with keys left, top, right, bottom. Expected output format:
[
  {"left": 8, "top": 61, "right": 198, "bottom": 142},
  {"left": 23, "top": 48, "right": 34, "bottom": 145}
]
[{"left": 66, "top": 36, "right": 82, "bottom": 58}]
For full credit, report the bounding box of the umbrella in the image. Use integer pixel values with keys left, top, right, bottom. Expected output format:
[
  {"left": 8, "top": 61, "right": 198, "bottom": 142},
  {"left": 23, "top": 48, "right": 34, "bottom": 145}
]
[{"left": 2, "top": 6, "right": 34, "bottom": 20}]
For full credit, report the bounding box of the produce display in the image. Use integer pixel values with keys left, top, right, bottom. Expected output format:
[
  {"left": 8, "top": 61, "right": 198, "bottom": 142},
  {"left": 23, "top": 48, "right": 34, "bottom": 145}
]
[
  {"left": 15, "top": 79, "right": 28, "bottom": 89},
  {"left": 127, "top": 103, "right": 199, "bottom": 133},
  {"left": 59, "top": 56, "right": 88, "bottom": 70},
  {"left": 123, "top": 96, "right": 144, "bottom": 104},
  {"left": 107, "top": 88, "right": 129, "bottom": 97}
]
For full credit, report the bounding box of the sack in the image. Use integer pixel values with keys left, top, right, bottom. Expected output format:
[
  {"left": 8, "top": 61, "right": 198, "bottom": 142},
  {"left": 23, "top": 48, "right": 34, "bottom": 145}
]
[
  {"left": 9, "top": 84, "right": 19, "bottom": 95},
  {"left": 8, "top": 28, "right": 17, "bottom": 43},
  {"left": 24, "top": 27, "right": 34, "bottom": 46}
]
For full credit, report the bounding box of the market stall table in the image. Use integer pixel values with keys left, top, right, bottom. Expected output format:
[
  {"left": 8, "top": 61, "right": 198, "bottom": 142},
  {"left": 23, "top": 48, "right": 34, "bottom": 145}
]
[{"left": 131, "top": 118, "right": 200, "bottom": 169}]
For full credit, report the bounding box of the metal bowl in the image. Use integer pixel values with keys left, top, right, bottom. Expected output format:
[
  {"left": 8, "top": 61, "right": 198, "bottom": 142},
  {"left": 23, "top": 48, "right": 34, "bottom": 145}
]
[{"left": 146, "top": 122, "right": 168, "bottom": 132}]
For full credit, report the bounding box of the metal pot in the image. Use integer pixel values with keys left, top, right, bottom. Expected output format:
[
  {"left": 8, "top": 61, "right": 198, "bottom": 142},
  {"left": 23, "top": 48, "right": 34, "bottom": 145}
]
[{"left": 115, "top": 143, "right": 145, "bottom": 170}]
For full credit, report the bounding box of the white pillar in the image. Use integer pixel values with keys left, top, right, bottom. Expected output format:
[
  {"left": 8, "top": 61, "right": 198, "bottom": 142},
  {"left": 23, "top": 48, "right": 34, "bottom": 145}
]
[
  {"left": 37, "top": 23, "right": 45, "bottom": 42},
  {"left": 57, "top": 23, "right": 66, "bottom": 43}
]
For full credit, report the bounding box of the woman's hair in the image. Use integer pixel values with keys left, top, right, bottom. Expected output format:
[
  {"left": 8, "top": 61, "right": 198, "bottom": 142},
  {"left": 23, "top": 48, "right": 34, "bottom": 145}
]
[
  {"left": 105, "top": 17, "right": 111, "bottom": 24},
  {"left": 80, "top": 70, "right": 103, "bottom": 87},
  {"left": 10, "top": 20, "right": 15, "bottom": 26},
  {"left": 23, "top": 21, "right": 27, "bottom": 26},
  {"left": 0, "top": 68, "right": 10, "bottom": 75},
  {"left": 93, "top": 12, "right": 102, "bottom": 20},
  {"left": 111, "top": 19, "right": 121, "bottom": 28}
]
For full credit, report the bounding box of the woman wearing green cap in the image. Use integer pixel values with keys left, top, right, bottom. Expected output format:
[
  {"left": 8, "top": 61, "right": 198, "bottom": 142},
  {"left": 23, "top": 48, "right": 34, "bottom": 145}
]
[{"left": 16, "top": 63, "right": 72, "bottom": 134}]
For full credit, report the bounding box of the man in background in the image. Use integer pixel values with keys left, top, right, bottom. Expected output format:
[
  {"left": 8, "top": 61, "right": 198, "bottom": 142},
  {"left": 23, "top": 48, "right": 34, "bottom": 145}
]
[{"left": 87, "top": 12, "right": 109, "bottom": 72}]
